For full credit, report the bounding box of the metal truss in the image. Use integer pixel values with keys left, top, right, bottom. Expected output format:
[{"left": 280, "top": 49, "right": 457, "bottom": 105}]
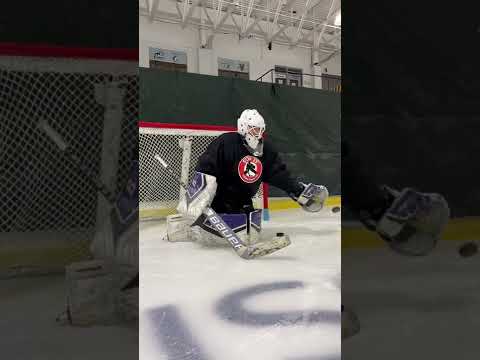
[{"left": 139, "top": 0, "right": 341, "bottom": 64}]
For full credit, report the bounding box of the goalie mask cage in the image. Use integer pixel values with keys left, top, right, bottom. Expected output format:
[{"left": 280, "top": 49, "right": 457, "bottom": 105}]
[
  {"left": 139, "top": 122, "right": 269, "bottom": 220},
  {"left": 0, "top": 44, "right": 138, "bottom": 277}
]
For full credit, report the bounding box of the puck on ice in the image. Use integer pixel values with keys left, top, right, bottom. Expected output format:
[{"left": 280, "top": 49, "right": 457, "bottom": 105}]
[
  {"left": 276, "top": 232, "right": 284, "bottom": 237},
  {"left": 458, "top": 242, "right": 478, "bottom": 257},
  {"left": 332, "top": 206, "right": 341, "bottom": 213}
]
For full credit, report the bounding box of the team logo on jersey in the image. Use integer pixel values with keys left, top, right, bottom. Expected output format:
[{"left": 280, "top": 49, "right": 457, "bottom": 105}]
[{"left": 238, "top": 155, "right": 263, "bottom": 183}]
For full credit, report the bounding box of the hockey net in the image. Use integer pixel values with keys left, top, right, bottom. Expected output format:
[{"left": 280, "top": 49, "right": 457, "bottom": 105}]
[
  {"left": 139, "top": 122, "right": 268, "bottom": 220},
  {"left": 0, "top": 44, "right": 138, "bottom": 277}
]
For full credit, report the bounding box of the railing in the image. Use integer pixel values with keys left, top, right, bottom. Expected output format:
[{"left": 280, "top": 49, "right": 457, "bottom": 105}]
[
  {"left": 256, "top": 68, "right": 341, "bottom": 92},
  {"left": 256, "top": 68, "right": 277, "bottom": 83}
]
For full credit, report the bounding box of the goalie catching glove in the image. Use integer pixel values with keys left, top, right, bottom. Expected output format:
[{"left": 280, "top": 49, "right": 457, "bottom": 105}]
[
  {"left": 365, "top": 186, "right": 450, "bottom": 256},
  {"left": 292, "top": 182, "right": 329, "bottom": 212}
]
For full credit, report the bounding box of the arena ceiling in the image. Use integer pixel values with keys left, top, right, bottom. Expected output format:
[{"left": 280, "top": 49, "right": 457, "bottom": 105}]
[{"left": 139, "top": 0, "right": 341, "bottom": 64}]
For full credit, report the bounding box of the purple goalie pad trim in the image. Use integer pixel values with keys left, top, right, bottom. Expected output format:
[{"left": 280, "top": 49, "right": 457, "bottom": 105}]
[
  {"left": 186, "top": 172, "right": 206, "bottom": 204},
  {"left": 249, "top": 209, "right": 262, "bottom": 232},
  {"left": 388, "top": 189, "right": 430, "bottom": 221},
  {"left": 202, "top": 213, "right": 247, "bottom": 234},
  {"left": 302, "top": 183, "right": 320, "bottom": 199}
]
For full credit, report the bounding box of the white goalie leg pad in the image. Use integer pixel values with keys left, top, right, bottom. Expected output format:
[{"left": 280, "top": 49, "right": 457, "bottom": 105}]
[
  {"left": 191, "top": 213, "right": 249, "bottom": 247},
  {"left": 177, "top": 172, "right": 217, "bottom": 220},
  {"left": 57, "top": 259, "right": 136, "bottom": 326},
  {"left": 166, "top": 214, "right": 193, "bottom": 242}
]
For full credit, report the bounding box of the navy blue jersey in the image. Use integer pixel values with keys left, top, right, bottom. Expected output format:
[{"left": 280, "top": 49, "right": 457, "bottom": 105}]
[{"left": 195, "top": 132, "right": 302, "bottom": 213}]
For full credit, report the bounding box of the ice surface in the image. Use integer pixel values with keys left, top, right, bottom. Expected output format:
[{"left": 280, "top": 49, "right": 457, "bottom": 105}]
[
  {"left": 0, "top": 274, "right": 138, "bottom": 360},
  {"left": 140, "top": 208, "right": 341, "bottom": 360},
  {"left": 342, "top": 240, "right": 480, "bottom": 360}
]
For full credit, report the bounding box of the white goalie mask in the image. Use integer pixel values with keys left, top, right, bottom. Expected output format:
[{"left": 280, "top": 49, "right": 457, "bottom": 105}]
[{"left": 237, "top": 109, "right": 266, "bottom": 156}]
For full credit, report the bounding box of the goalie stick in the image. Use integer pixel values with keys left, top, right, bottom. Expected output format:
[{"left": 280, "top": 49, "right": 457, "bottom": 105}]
[
  {"left": 37, "top": 119, "right": 139, "bottom": 224},
  {"left": 155, "top": 155, "right": 291, "bottom": 259},
  {"left": 37, "top": 119, "right": 117, "bottom": 205},
  {"left": 38, "top": 120, "right": 137, "bottom": 219},
  {"left": 37, "top": 120, "right": 138, "bottom": 264}
]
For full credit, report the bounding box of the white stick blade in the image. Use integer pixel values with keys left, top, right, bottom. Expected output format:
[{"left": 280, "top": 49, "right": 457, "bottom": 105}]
[
  {"left": 38, "top": 120, "right": 67, "bottom": 151},
  {"left": 154, "top": 155, "right": 168, "bottom": 168}
]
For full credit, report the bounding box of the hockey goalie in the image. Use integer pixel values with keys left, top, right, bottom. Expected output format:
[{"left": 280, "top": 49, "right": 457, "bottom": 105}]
[{"left": 165, "top": 109, "right": 329, "bottom": 258}]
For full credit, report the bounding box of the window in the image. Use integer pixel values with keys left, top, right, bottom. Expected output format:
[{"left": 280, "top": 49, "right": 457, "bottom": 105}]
[
  {"left": 322, "top": 74, "right": 341, "bottom": 92},
  {"left": 274, "top": 66, "right": 303, "bottom": 87},
  {"left": 149, "top": 47, "right": 187, "bottom": 72},
  {"left": 218, "top": 57, "right": 249, "bottom": 80}
]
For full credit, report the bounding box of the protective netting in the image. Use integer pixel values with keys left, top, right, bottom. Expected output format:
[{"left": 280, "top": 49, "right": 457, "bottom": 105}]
[
  {"left": 0, "top": 54, "right": 138, "bottom": 276},
  {"left": 139, "top": 125, "right": 264, "bottom": 220}
]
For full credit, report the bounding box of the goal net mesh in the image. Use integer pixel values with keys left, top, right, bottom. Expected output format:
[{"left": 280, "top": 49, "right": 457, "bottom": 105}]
[{"left": 0, "top": 51, "right": 138, "bottom": 277}]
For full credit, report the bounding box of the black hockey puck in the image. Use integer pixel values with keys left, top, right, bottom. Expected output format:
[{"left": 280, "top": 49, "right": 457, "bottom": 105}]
[
  {"left": 332, "top": 206, "right": 341, "bottom": 213},
  {"left": 458, "top": 241, "right": 478, "bottom": 257},
  {"left": 276, "top": 232, "right": 284, "bottom": 237}
]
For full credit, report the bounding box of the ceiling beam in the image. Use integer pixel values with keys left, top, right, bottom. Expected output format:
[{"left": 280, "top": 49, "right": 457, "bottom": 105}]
[
  {"left": 183, "top": 0, "right": 203, "bottom": 28},
  {"left": 202, "top": 5, "right": 214, "bottom": 24},
  {"left": 145, "top": 11, "right": 311, "bottom": 47},
  {"left": 290, "top": 0, "right": 339, "bottom": 48},
  {"left": 207, "top": 5, "right": 234, "bottom": 43},
  {"left": 255, "top": 22, "right": 267, "bottom": 37},
  {"left": 215, "top": 0, "right": 224, "bottom": 28},
  {"left": 149, "top": 0, "right": 160, "bottom": 22},
  {"left": 315, "top": 48, "right": 340, "bottom": 64},
  {"left": 274, "top": 0, "right": 296, "bottom": 26},
  {"left": 230, "top": 12, "right": 241, "bottom": 32},
  {"left": 324, "top": 31, "right": 341, "bottom": 44},
  {"left": 268, "top": 23, "right": 289, "bottom": 42},
  {"left": 294, "top": 0, "right": 312, "bottom": 43},
  {"left": 145, "top": 0, "right": 151, "bottom": 15},
  {"left": 243, "top": 0, "right": 256, "bottom": 33},
  {"left": 272, "top": 0, "right": 284, "bottom": 30},
  {"left": 294, "top": 20, "right": 342, "bottom": 48},
  {"left": 242, "top": 14, "right": 260, "bottom": 35},
  {"left": 182, "top": 0, "right": 190, "bottom": 25},
  {"left": 143, "top": 2, "right": 341, "bottom": 51},
  {"left": 315, "top": 0, "right": 338, "bottom": 49}
]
